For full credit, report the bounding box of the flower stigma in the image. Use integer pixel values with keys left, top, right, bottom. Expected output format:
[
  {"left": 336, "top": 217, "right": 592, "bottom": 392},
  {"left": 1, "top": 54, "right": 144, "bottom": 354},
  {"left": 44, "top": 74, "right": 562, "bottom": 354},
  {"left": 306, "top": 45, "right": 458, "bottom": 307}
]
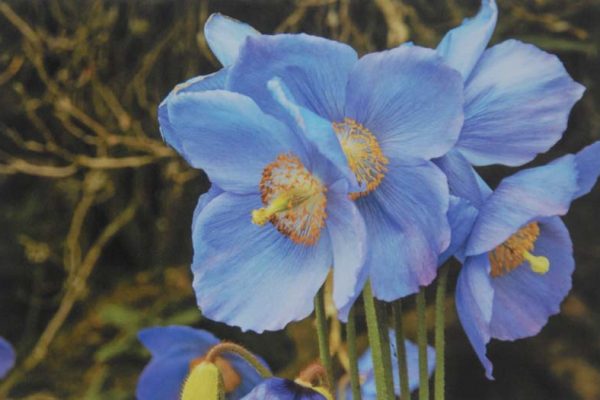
[
  {"left": 252, "top": 153, "right": 327, "bottom": 245},
  {"left": 488, "top": 222, "right": 550, "bottom": 278},
  {"left": 332, "top": 118, "right": 388, "bottom": 200}
]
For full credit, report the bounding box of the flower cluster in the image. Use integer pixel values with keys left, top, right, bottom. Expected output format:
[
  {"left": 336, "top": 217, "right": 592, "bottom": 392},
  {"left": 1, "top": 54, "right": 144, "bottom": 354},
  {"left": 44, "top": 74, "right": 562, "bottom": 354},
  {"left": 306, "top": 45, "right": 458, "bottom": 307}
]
[{"left": 133, "top": 0, "right": 600, "bottom": 398}]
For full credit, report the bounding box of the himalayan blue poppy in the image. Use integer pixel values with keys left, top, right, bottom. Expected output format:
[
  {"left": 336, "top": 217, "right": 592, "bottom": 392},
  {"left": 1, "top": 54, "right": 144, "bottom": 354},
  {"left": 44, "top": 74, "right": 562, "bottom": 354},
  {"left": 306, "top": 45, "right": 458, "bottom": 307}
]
[{"left": 0, "top": 337, "right": 15, "bottom": 379}]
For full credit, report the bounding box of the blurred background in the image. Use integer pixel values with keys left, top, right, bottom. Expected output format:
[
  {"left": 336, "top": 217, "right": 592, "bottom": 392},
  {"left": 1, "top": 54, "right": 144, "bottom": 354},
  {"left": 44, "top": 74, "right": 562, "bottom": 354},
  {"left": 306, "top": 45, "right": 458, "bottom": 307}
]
[{"left": 0, "top": 0, "right": 598, "bottom": 399}]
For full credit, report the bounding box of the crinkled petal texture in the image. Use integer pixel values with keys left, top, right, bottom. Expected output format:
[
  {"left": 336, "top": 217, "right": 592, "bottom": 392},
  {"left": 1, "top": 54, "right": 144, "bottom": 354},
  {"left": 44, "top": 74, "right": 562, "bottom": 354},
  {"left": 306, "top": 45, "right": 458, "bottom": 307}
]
[
  {"left": 0, "top": 337, "right": 15, "bottom": 379},
  {"left": 159, "top": 69, "right": 227, "bottom": 159},
  {"left": 137, "top": 326, "right": 267, "bottom": 400},
  {"left": 193, "top": 192, "right": 332, "bottom": 332},
  {"left": 345, "top": 44, "right": 464, "bottom": 160},
  {"left": 358, "top": 158, "right": 450, "bottom": 301},
  {"left": 242, "top": 378, "right": 327, "bottom": 400},
  {"left": 228, "top": 33, "right": 358, "bottom": 122},
  {"left": 574, "top": 141, "right": 600, "bottom": 199},
  {"left": 466, "top": 155, "right": 578, "bottom": 256},
  {"left": 354, "top": 336, "right": 434, "bottom": 399},
  {"left": 455, "top": 254, "right": 495, "bottom": 379},
  {"left": 165, "top": 90, "right": 306, "bottom": 194},
  {"left": 204, "top": 13, "right": 260, "bottom": 67},
  {"left": 437, "top": 0, "right": 498, "bottom": 80},
  {"left": 326, "top": 181, "right": 367, "bottom": 312},
  {"left": 457, "top": 39, "right": 585, "bottom": 167},
  {"left": 489, "top": 217, "right": 573, "bottom": 340}
]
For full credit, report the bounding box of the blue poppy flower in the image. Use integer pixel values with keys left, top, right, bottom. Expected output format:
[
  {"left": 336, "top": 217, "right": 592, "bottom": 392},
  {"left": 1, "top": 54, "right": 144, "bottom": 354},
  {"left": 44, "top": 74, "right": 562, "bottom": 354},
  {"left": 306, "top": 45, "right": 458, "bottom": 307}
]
[
  {"left": 434, "top": 0, "right": 585, "bottom": 206},
  {"left": 137, "top": 326, "right": 268, "bottom": 399},
  {"left": 160, "top": 77, "right": 368, "bottom": 331},
  {"left": 207, "top": 21, "right": 464, "bottom": 310},
  {"left": 338, "top": 334, "right": 434, "bottom": 400},
  {"left": 0, "top": 337, "right": 15, "bottom": 379},
  {"left": 241, "top": 377, "right": 332, "bottom": 400},
  {"left": 455, "top": 142, "right": 600, "bottom": 379}
]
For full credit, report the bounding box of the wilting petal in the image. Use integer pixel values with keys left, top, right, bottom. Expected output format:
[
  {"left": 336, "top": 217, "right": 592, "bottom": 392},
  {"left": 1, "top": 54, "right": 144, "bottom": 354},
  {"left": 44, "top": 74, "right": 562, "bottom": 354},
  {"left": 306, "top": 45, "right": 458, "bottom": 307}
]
[
  {"left": 325, "top": 182, "right": 367, "bottom": 312},
  {"left": 456, "top": 254, "right": 494, "bottom": 379},
  {"left": 0, "top": 337, "right": 15, "bottom": 379},
  {"left": 345, "top": 44, "right": 463, "bottom": 160},
  {"left": 574, "top": 141, "right": 600, "bottom": 199},
  {"left": 228, "top": 33, "right": 357, "bottom": 122},
  {"left": 166, "top": 90, "right": 306, "bottom": 194},
  {"left": 489, "top": 217, "right": 573, "bottom": 340},
  {"left": 204, "top": 13, "right": 260, "bottom": 67},
  {"left": 466, "top": 155, "right": 578, "bottom": 256},
  {"left": 159, "top": 69, "right": 227, "bottom": 159},
  {"left": 457, "top": 40, "right": 585, "bottom": 166},
  {"left": 193, "top": 192, "right": 332, "bottom": 332},
  {"left": 434, "top": 149, "right": 484, "bottom": 207},
  {"left": 437, "top": 0, "right": 498, "bottom": 80}
]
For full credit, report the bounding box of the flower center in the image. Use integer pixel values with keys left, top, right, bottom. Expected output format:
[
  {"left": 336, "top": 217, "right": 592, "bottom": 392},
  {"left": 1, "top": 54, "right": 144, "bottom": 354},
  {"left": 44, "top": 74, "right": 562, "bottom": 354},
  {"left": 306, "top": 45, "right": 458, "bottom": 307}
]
[
  {"left": 332, "top": 118, "right": 388, "bottom": 200},
  {"left": 252, "top": 153, "right": 327, "bottom": 245},
  {"left": 488, "top": 222, "right": 550, "bottom": 278},
  {"left": 189, "top": 356, "right": 241, "bottom": 394}
]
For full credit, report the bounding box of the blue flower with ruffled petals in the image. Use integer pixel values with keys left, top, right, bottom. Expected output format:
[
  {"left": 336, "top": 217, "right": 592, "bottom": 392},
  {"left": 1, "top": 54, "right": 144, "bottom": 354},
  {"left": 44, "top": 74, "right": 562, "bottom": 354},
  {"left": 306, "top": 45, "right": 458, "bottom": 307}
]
[
  {"left": 434, "top": 0, "right": 585, "bottom": 207},
  {"left": 160, "top": 71, "right": 368, "bottom": 331},
  {"left": 0, "top": 337, "right": 15, "bottom": 380},
  {"left": 455, "top": 142, "right": 600, "bottom": 379},
  {"left": 137, "top": 326, "right": 268, "bottom": 399},
  {"left": 241, "top": 377, "right": 332, "bottom": 400},
  {"left": 338, "top": 334, "right": 434, "bottom": 400},
  {"left": 203, "top": 18, "right": 464, "bottom": 313}
]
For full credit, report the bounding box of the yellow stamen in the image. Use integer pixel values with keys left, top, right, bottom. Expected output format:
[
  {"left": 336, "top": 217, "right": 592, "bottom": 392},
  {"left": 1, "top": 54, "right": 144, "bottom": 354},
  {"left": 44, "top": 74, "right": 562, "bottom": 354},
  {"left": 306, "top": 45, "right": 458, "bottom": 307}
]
[
  {"left": 332, "top": 118, "right": 388, "bottom": 199},
  {"left": 295, "top": 379, "right": 334, "bottom": 400},
  {"left": 523, "top": 251, "right": 550, "bottom": 275},
  {"left": 253, "top": 153, "right": 327, "bottom": 245}
]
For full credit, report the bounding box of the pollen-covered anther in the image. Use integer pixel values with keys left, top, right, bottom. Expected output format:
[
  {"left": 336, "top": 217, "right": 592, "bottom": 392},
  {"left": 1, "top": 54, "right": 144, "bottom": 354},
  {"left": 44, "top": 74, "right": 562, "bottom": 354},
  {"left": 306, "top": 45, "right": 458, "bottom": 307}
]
[
  {"left": 332, "top": 118, "right": 389, "bottom": 200},
  {"left": 252, "top": 153, "right": 327, "bottom": 245},
  {"left": 489, "top": 222, "right": 550, "bottom": 278}
]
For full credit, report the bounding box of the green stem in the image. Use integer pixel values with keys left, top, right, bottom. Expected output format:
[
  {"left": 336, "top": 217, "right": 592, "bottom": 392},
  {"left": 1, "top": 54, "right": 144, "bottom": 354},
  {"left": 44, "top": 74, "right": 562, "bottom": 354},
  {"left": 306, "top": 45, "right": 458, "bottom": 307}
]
[
  {"left": 346, "top": 305, "right": 362, "bottom": 400},
  {"left": 315, "top": 286, "right": 334, "bottom": 388},
  {"left": 363, "top": 281, "right": 394, "bottom": 400},
  {"left": 416, "top": 289, "right": 429, "bottom": 400},
  {"left": 434, "top": 267, "right": 449, "bottom": 400},
  {"left": 392, "top": 300, "right": 410, "bottom": 399},
  {"left": 205, "top": 342, "right": 272, "bottom": 379}
]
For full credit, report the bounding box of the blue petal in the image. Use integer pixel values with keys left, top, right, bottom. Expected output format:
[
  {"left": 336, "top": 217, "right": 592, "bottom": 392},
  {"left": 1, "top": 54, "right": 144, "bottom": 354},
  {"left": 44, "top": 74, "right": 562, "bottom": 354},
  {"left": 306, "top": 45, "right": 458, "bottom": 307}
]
[
  {"left": 364, "top": 158, "right": 450, "bottom": 300},
  {"left": 455, "top": 254, "right": 494, "bottom": 379},
  {"left": 433, "top": 149, "right": 484, "bottom": 207},
  {"left": 192, "top": 192, "right": 332, "bottom": 332},
  {"left": 159, "top": 69, "right": 227, "bottom": 159},
  {"left": 325, "top": 182, "right": 367, "bottom": 312},
  {"left": 228, "top": 33, "right": 357, "bottom": 122},
  {"left": 138, "top": 326, "right": 218, "bottom": 357},
  {"left": 355, "top": 336, "right": 434, "bottom": 399},
  {"left": 192, "top": 186, "right": 224, "bottom": 237},
  {"left": 574, "top": 141, "right": 600, "bottom": 199},
  {"left": 345, "top": 45, "right": 463, "bottom": 160},
  {"left": 0, "top": 337, "right": 15, "bottom": 379},
  {"left": 489, "top": 217, "right": 573, "bottom": 340},
  {"left": 204, "top": 14, "right": 260, "bottom": 67},
  {"left": 166, "top": 90, "right": 306, "bottom": 194},
  {"left": 241, "top": 378, "right": 327, "bottom": 400},
  {"left": 268, "top": 77, "right": 357, "bottom": 188},
  {"left": 436, "top": 0, "right": 498, "bottom": 80},
  {"left": 457, "top": 40, "right": 586, "bottom": 166},
  {"left": 226, "top": 353, "right": 270, "bottom": 400},
  {"left": 465, "top": 155, "right": 578, "bottom": 256},
  {"left": 439, "top": 196, "right": 479, "bottom": 265},
  {"left": 137, "top": 353, "right": 197, "bottom": 400}
]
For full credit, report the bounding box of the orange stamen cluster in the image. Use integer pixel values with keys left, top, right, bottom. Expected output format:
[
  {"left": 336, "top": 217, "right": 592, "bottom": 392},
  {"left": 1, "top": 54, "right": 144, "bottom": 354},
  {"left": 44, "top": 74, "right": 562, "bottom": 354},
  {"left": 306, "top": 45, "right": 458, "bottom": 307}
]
[
  {"left": 257, "top": 153, "right": 327, "bottom": 245},
  {"left": 489, "top": 222, "right": 541, "bottom": 278},
  {"left": 332, "top": 118, "right": 389, "bottom": 200}
]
